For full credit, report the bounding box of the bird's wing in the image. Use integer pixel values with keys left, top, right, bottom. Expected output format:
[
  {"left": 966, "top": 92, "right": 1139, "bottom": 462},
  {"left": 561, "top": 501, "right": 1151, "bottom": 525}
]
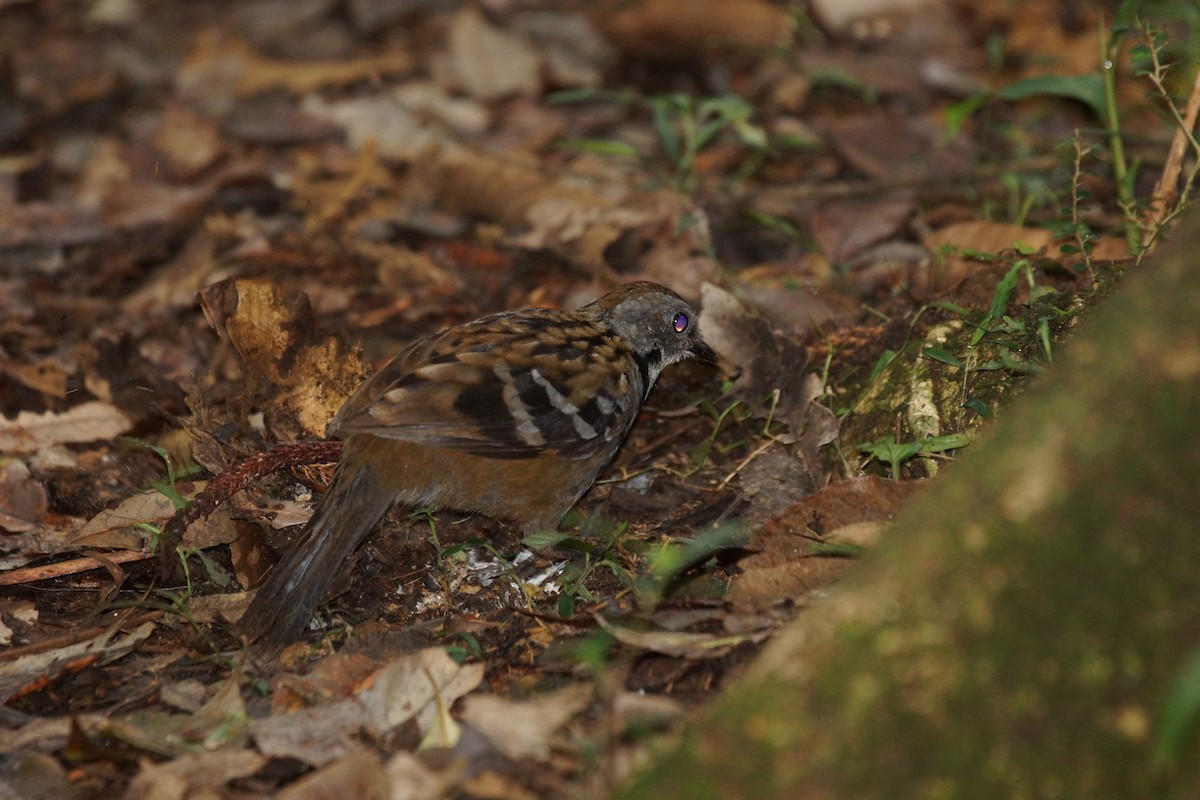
[{"left": 328, "top": 311, "right": 640, "bottom": 460}]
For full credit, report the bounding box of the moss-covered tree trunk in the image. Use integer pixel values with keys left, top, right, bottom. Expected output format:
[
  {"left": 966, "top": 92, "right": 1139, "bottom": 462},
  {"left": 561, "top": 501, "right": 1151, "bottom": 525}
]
[{"left": 621, "top": 212, "right": 1200, "bottom": 799}]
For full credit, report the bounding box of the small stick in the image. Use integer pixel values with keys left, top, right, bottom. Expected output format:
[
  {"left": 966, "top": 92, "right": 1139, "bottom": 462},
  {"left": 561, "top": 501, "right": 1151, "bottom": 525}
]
[
  {"left": 1143, "top": 51, "right": 1200, "bottom": 246},
  {"left": 0, "top": 550, "right": 150, "bottom": 586}
]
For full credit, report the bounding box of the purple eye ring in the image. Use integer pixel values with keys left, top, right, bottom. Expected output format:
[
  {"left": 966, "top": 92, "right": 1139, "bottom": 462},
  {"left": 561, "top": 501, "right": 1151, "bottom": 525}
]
[{"left": 672, "top": 312, "right": 689, "bottom": 333}]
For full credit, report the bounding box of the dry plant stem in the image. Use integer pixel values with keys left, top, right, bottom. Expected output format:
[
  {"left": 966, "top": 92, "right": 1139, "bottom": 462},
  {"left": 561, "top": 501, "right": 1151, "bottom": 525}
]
[
  {"left": 1070, "top": 131, "right": 1096, "bottom": 277},
  {"left": 1143, "top": 50, "right": 1200, "bottom": 247},
  {"left": 154, "top": 440, "right": 343, "bottom": 580},
  {"left": 0, "top": 550, "right": 151, "bottom": 586},
  {"left": 717, "top": 437, "right": 777, "bottom": 490}
]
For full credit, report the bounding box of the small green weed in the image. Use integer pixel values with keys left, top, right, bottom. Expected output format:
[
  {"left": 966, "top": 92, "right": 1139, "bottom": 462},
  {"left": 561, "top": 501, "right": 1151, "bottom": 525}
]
[
  {"left": 524, "top": 515, "right": 637, "bottom": 618},
  {"left": 858, "top": 433, "right": 973, "bottom": 479},
  {"left": 120, "top": 436, "right": 203, "bottom": 513},
  {"left": 634, "top": 522, "right": 746, "bottom": 610},
  {"left": 552, "top": 89, "right": 769, "bottom": 193},
  {"left": 440, "top": 631, "right": 484, "bottom": 665}
]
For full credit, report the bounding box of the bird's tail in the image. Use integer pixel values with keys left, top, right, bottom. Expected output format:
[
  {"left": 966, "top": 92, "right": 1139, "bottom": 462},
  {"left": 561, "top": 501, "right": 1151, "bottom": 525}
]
[{"left": 236, "top": 452, "right": 393, "bottom": 653}]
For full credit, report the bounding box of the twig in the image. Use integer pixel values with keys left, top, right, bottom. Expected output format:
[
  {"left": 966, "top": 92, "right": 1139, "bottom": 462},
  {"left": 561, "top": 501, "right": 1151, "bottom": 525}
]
[
  {"left": 1142, "top": 36, "right": 1200, "bottom": 248},
  {"left": 717, "top": 437, "right": 777, "bottom": 490},
  {"left": 0, "top": 549, "right": 151, "bottom": 587}
]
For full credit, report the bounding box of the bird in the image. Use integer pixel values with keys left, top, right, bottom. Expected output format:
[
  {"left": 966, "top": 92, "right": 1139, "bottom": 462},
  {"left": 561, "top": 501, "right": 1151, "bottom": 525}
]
[{"left": 236, "top": 281, "right": 717, "bottom": 651}]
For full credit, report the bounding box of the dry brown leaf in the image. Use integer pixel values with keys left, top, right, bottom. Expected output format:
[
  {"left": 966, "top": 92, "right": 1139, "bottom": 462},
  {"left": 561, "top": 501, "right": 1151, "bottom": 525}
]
[
  {"left": 0, "top": 753, "right": 69, "bottom": 798},
  {"left": 1002, "top": 0, "right": 1110, "bottom": 80},
  {"left": 75, "top": 138, "right": 212, "bottom": 237},
  {"left": 733, "top": 262, "right": 861, "bottom": 337},
  {"left": 1075, "top": 233, "right": 1131, "bottom": 265},
  {"left": 839, "top": 240, "right": 934, "bottom": 295},
  {"left": 124, "top": 750, "right": 266, "bottom": 800},
  {"left": 370, "top": 242, "right": 460, "bottom": 292},
  {"left": 410, "top": 145, "right": 713, "bottom": 276},
  {"left": 385, "top": 751, "right": 462, "bottom": 800},
  {"left": 242, "top": 50, "right": 414, "bottom": 97},
  {"left": 228, "top": 525, "right": 275, "bottom": 596},
  {"left": 728, "top": 476, "right": 927, "bottom": 602},
  {"left": 68, "top": 484, "right": 237, "bottom": 553},
  {"left": 0, "top": 360, "right": 70, "bottom": 399},
  {"left": 296, "top": 141, "right": 397, "bottom": 232},
  {"left": 357, "top": 648, "right": 484, "bottom": 737},
  {"left": 433, "top": 7, "right": 542, "bottom": 100},
  {"left": 250, "top": 699, "right": 372, "bottom": 767},
  {"left": 462, "top": 770, "right": 538, "bottom": 800},
  {"left": 821, "top": 111, "right": 975, "bottom": 183},
  {"left": 459, "top": 683, "right": 592, "bottom": 761},
  {"left": 699, "top": 283, "right": 837, "bottom": 494},
  {"left": 76, "top": 669, "right": 246, "bottom": 769},
  {"left": 198, "top": 278, "right": 367, "bottom": 439},
  {"left": 810, "top": 192, "right": 914, "bottom": 264},
  {"left": 606, "top": 190, "right": 720, "bottom": 296},
  {"left": 735, "top": 443, "right": 817, "bottom": 526},
  {"left": 697, "top": 282, "right": 810, "bottom": 412},
  {"left": 513, "top": 12, "right": 615, "bottom": 89},
  {"left": 276, "top": 750, "right": 390, "bottom": 800},
  {"left": 925, "top": 220, "right": 1055, "bottom": 255},
  {"left": 300, "top": 93, "right": 453, "bottom": 163},
  {"left": 612, "top": 690, "right": 684, "bottom": 731},
  {"left": 71, "top": 490, "right": 175, "bottom": 550},
  {"left": 270, "top": 651, "right": 382, "bottom": 710},
  {"left": 159, "top": 679, "right": 206, "bottom": 713},
  {"left": 260, "top": 649, "right": 484, "bottom": 759},
  {"left": 184, "top": 590, "right": 251, "bottom": 625},
  {"left": 802, "top": 1, "right": 979, "bottom": 96},
  {"left": 915, "top": 220, "right": 1058, "bottom": 293},
  {"left": 410, "top": 145, "right": 608, "bottom": 231},
  {"left": 0, "top": 401, "right": 133, "bottom": 454},
  {"left": 824, "top": 520, "right": 887, "bottom": 549},
  {"left": 233, "top": 493, "right": 314, "bottom": 531},
  {"left": 0, "top": 459, "right": 48, "bottom": 532}
]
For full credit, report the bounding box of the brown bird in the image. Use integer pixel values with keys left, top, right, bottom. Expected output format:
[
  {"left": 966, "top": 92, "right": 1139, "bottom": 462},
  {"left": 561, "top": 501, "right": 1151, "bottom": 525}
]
[{"left": 236, "top": 281, "right": 717, "bottom": 651}]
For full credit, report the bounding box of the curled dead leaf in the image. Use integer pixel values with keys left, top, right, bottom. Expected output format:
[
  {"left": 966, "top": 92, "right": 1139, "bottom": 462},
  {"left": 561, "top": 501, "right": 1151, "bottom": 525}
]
[
  {"left": 198, "top": 278, "right": 367, "bottom": 439},
  {"left": 0, "top": 402, "right": 133, "bottom": 455}
]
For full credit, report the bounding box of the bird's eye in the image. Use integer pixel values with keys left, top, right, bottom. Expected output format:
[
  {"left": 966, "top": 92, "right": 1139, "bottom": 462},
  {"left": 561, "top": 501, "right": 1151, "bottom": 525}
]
[{"left": 672, "top": 312, "right": 689, "bottom": 333}]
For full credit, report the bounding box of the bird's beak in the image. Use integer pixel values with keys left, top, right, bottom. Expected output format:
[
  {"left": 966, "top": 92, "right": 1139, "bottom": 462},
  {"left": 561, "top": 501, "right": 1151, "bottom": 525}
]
[{"left": 690, "top": 339, "right": 718, "bottom": 365}]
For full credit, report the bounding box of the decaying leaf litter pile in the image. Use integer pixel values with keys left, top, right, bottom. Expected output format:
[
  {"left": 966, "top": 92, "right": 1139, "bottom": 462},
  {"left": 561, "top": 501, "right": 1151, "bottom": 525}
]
[{"left": 1, "top": 0, "right": 1194, "bottom": 796}]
